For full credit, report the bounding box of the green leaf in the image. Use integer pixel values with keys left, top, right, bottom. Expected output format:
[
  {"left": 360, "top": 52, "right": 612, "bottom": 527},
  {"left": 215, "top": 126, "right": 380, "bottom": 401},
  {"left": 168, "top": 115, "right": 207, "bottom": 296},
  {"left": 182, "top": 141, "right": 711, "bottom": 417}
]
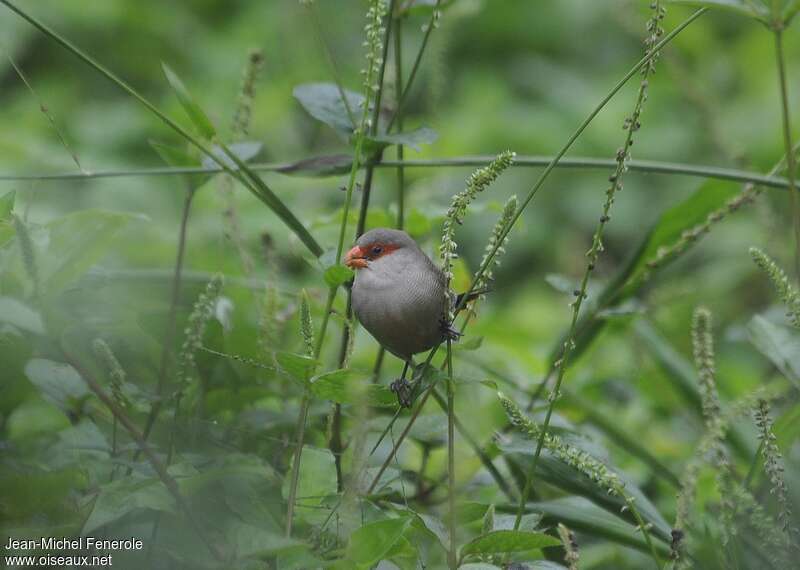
[
  {"left": 162, "top": 63, "right": 217, "bottom": 139},
  {"left": 499, "top": 434, "right": 671, "bottom": 542},
  {"left": 275, "top": 352, "right": 318, "bottom": 385},
  {"left": 667, "top": 0, "right": 771, "bottom": 22},
  {"left": 531, "top": 496, "right": 671, "bottom": 557},
  {"left": 281, "top": 446, "right": 337, "bottom": 523},
  {"left": 0, "top": 297, "right": 45, "bottom": 334},
  {"left": 293, "top": 82, "right": 363, "bottom": 136},
  {"left": 343, "top": 517, "right": 412, "bottom": 568},
  {"left": 24, "top": 358, "right": 90, "bottom": 410},
  {"left": 39, "top": 210, "right": 137, "bottom": 295},
  {"left": 459, "top": 530, "right": 560, "bottom": 559},
  {"left": 324, "top": 264, "right": 354, "bottom": 288},
  {"left": 310, "top": 369, "right": 397, "bottom": 407},
  {"left": 0, "top": 191, "right": 15, "bottom": 220},
  {"left": 366, "top": 127, "right": 439, "bottom": 152},
  {"left": 554, "top": 181, "right": 741, "bottom": 366},
  {"left": 83, "top": 476, "right": 175, "bottom": 534},
  {"left": 748, "top": 314, "right": 800, "bottom": 388}
]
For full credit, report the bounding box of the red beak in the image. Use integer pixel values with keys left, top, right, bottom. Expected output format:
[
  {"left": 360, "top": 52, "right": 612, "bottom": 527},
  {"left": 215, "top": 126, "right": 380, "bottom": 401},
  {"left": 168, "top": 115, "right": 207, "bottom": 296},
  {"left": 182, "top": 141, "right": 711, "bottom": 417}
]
[{"left": 344, "top": 246, "right": 368, "bottom": 269}]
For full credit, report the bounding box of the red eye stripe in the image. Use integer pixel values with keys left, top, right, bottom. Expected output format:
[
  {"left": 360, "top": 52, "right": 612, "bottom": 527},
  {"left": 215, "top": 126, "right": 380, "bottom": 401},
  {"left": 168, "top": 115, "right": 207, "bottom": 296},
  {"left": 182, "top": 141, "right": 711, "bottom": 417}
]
[{"left": 365, "top": 243, "right": 400, "bottom": 260}]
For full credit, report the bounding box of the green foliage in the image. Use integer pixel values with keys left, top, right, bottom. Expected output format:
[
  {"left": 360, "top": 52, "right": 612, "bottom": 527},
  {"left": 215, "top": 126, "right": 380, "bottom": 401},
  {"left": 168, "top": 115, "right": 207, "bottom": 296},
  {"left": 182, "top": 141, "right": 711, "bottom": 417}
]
[{"left": 1, "top": 1, "right": 799, "bottom": 568}]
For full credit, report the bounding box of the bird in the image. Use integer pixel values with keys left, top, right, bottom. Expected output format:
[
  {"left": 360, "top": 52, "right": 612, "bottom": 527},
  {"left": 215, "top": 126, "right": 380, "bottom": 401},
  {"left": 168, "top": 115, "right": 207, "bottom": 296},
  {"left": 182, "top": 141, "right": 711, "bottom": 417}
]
[{"left": 345, "top": 227, "right": 478, "bottom": 406}]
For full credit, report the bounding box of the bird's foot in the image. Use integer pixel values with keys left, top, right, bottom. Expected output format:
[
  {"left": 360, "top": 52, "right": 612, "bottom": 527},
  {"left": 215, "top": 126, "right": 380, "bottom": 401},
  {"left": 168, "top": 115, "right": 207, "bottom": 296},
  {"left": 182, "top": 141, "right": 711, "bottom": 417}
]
[
  {"left": 439, "top": 318, "right": 462, "bottom": 342},
  {"left": 390, "top": 378, "right": 414, "bottom": 408}
]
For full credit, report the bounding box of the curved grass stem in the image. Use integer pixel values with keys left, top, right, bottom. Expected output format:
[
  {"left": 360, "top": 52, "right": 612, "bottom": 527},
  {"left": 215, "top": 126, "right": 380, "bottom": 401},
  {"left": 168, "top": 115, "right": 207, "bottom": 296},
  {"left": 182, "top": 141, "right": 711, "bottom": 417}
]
[{"left": 773, "top": 28, "right": 800, "bottom": 279}]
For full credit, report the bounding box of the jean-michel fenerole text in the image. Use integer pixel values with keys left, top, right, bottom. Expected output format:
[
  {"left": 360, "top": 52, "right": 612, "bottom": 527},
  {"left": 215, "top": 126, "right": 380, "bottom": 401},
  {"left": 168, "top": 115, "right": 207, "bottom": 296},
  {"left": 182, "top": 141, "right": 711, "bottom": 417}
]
[{"left": 4, "top": 536, "right": 144, "bottom": 551}]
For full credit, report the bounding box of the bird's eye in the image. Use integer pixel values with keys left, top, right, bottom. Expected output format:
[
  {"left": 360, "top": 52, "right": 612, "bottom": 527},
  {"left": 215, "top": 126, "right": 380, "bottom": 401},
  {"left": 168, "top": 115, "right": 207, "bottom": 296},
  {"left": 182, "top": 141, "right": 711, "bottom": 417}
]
[{"left": 371, "top": 246, "right": 383, "bottom": 256}]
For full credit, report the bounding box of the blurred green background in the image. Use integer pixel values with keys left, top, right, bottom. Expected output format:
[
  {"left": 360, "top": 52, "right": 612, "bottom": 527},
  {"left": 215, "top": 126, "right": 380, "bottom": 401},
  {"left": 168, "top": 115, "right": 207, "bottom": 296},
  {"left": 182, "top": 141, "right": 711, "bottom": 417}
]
[{"left": 1, "top": 0, "right": 799, "bottom": 568}]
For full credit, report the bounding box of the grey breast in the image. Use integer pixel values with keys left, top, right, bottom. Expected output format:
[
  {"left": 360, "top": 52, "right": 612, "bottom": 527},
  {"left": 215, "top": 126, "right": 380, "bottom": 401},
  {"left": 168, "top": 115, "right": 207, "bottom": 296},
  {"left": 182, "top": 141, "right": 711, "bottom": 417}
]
[{"left": 352, "top": 248, "right": 446, "bottom": 361}]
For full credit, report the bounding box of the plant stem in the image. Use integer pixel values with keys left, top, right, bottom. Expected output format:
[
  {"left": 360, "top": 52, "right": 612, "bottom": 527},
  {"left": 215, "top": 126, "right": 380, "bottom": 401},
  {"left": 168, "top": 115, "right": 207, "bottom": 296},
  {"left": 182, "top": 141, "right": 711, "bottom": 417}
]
[
  {"left": 305, "top": 1, "right": 356, "bottom": 128},
  {"left": 3, "top": 156, "right": 792, "bottom": 191},
  {"left": 386, "top": 0, "right": 441, "bottom": 132},
  {"left": 285, "top": 393, "right": 311, "bottom": 537},
  {"left": 394, "top": 11, "right": 406, "bottom": 229},
  {"left": 364, "top": 8, "right": 707, "bottom": 501},
  {"left": 287, "top": 0, "right": 395, "bottom": 536},
  {"left": 774, "top": 28, "right": 800, "bottom": 279},
  {"left": 62, "top": 350, "right": 224, "bottom": 562},
  {"left": 0, "top": 0, "right": 323, "bottom": 257},
  {"left": 445, "top": 339, "right": 457, "bottom": 570},
  {"left": 137, "top": 188, "right": 194, "bottom": 454}
]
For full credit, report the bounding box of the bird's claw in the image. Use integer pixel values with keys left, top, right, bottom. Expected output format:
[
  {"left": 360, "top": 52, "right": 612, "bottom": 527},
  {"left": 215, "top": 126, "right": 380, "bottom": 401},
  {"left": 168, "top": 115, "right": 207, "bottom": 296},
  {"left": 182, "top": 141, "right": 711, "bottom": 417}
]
[
  {"left": 439, "top": 318, "right": 462, "bottom": 342},
  {"left": 390, "top": 378, "right": 414, "bottom": 408}
]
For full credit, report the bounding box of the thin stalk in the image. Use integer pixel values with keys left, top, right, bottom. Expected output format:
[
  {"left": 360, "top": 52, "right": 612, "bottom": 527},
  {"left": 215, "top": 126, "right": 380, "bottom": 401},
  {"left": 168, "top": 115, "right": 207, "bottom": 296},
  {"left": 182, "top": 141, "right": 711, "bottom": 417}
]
[
  {"left": 285, "top": 393, "right": 311, "bottom": 537},
  {"left": 386, "top": 0, "right": 441, "bottom": 132},
  {"left": 2, "top": 156, "right": 793, "bottom": 191},
  {"left": 774, "top": 28, "right": 800, "bottom": 279},
  {"left": 0, "top": 0, "right": 322, "bottom": 258},
  {"left": 329, "top": 0, "right": 396, "bottom": 489},
  {"left": 62, "top": 350, "right": 224, "bottom": 562},
  {"left": 363, "top": 8, "right": 706, "bottom": 498},
  {"left": 394, "top": 11, "right": 406, "bottom": 229},
  {"left": 306, "top": 1, "right": 356, "bottom": 128},
  {"left": 136, "top": 188, "right": 194, "bottom": 455},
  {"left": 513, "top": 1, "right": 657, "bottom": 529},
  {"left": 445, "top": 339, "right": 457, "bottom": 570},
  {"left": 287, "top": 0, "right": 393, "bottom": 536}
]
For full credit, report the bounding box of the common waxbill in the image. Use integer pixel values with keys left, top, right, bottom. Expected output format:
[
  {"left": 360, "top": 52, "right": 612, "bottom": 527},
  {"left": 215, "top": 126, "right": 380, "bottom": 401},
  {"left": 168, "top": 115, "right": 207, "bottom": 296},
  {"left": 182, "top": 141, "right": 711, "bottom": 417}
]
[{"left": 345, "top": 228, "right": 450, "bottom": 365}]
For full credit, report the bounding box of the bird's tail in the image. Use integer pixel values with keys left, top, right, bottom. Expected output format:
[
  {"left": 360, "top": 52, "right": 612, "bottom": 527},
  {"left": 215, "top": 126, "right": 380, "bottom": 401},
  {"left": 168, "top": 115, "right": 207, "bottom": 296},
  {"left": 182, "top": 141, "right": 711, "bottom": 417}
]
[{"left": 454, "top": 287, "right": 491, "bottom": 311}]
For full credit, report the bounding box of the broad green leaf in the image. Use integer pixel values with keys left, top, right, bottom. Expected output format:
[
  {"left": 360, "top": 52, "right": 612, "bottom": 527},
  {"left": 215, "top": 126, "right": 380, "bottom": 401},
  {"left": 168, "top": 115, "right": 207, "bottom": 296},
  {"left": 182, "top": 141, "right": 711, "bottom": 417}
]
[
  {"left": 274, "top": 352, "right": 318, "bottom": 384},
  {"left": 618, "top": 180, "right": 740, "bottom": 297},
  {"left": 293, "top": 82, "right": 363, "bottom": 136},
  {"left": 276, "top": 154, "right": 353, "bottom": 177},
  {"left": 0, "top": 190, "right": 15, "bottom": 219},
  {"left": 39, "top": 210, "right": 137, "bottom": 295},
  {"left": 553, "top": 181, "right": 741, "bottom": 366},
  {"left": 530, "top": 497, "right": 671, "bottom": 557},
  {"left": 310, "top": 369, "right": 397, "bottom": 407},
  {"left": 324, "top": 264, "right": 354, "bottom": 288},
  {"left": 459, "top": 530, "right": 560, "bottom": 558},
  {"left": 0, "top": 297, "right": 45, "bottom": 334},
  {"left": 343, "top": 517, "right": 412, "bottom": 568},
  {"left": 668, "top": 1, "right": 770, "bottom": 22},
  {"left": 499, "top": 434, "right": 671, "bottom": 542},
  {"left": 6, "top": 398, "right": 70, "bottom": 441},
  {"left": 281, "top": 446, "right": 337, "bottom": 523},
  {"left": 82, "top": 476, "right": 175, "bottom": 534},
  {"left": 748, "top": 314, "right": 800, "bottom": 388},
  {"left": 162, "top": 63, "right": 217, "bottom": 138},
  {"left": 366, "top": 127, "right": 439, "bottom": 152},
  {"left": 24, "top": 358, "right": 90, "bottom": 410}
]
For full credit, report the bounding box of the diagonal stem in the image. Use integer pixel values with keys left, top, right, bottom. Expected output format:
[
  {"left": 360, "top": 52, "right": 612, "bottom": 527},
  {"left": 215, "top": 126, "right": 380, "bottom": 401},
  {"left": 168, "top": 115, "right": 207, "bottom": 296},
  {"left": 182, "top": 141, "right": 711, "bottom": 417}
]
[{"left": 773, "top": 27, "right": 800, "bottom": 280}]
